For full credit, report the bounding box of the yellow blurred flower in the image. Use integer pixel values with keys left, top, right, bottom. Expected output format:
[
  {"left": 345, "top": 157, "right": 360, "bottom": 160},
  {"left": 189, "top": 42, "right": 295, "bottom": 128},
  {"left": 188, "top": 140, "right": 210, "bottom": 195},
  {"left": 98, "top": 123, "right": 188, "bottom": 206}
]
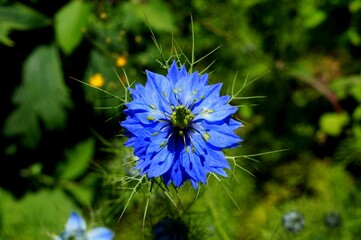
[
  {"left": 99, "top": 12, "right": 107, "bottom": 20},
  {"left": 116, "top": 55, "right": 127, "bottom": 67},
  {"left": 89, "top": 73, "right": 105, "bottom": 88},
  {"left": 135, "top": 35, "right": 142, "bottom": 43}
]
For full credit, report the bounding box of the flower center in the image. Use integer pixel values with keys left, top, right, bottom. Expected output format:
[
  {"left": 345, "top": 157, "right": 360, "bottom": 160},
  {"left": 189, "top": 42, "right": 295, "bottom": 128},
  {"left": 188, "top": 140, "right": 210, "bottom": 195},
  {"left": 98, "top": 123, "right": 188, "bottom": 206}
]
[{"left": 170, "top": 105, "right": 194, "bottom": 130}]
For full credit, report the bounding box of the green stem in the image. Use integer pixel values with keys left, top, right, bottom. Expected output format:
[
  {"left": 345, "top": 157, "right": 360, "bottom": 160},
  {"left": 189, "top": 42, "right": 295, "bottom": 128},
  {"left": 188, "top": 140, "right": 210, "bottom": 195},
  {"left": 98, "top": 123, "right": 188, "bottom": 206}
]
[{"left": 207, "top": 192, "right": 230, "bottom": 240}]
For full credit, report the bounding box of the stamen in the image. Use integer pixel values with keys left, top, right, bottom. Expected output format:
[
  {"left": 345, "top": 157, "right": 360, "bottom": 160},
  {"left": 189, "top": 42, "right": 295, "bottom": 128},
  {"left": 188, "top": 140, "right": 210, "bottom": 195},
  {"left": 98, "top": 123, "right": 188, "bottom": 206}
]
[
  {"left": 147, "top": 115, "right": 155, "bottom": 121},
  {"left": 160, "top": 141, "right": 166, "bottom": 147},
  {"left": 203, "top": 132, "right": 210, "bottom": 142}
]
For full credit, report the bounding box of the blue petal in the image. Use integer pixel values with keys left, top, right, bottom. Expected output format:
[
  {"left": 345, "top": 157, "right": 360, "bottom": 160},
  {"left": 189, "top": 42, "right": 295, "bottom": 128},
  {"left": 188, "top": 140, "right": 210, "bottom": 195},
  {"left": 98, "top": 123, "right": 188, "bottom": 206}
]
[
  {"left": 126, "top": 137, "right": 148, "bottom": 157},
  {"left": 87, "top": 227, "right": 114, "bottom": 240},
  {"left": 135, "top": 157, "right": 151, "bottom": 175},
  {"left": 181, "top": 148, "right": 207, "bottom": 184},
  {"left": 208, "top": 167, "right": 228, "bottom": 177},
  {"left": 191, "top": 132, "right": 231, "bottom": 170},
  {"left": 193, "top": 105, "right": 237, "bottom": 122},
  {"left": 128, "top": 83, "right": 143, "bottom": 99},
  {"left": 191, "top": 83, "right": 223, "bottom": 112},
  {"left": 219, "top": 95, "right": 230, "bottom": 104},
  {"left": 125, "top": 99, "right": 169, "bottom": 125},
  {"left": 125, "top": 122, "right": 172, "bottom": 165},
  {"left": 120, "top": 116, "right": 146, "bottom": 137},
  {"left": 65, "top": 212, "right": 86, "bottom": 233},
  {"left": 173, "top": 72, "right": 208, "bottom": 107},
  {"left": 229, "top": 118, "right": 243, "bottom": 130},
  {"left": 166, "top": 60, "right": 188, "bottom": 85},
  {"left": 163, "top": 159, "right": 186, "bottom": 187},
  {"left": 122, "top": 118, "right": 169, "bottom": 139},
  {"left": 146, "top": 70, "right": 175, "bottom": 105},
  {"left": 198, "top": 73, "right": 208, "bottom": 86},
  {"left": 146, "top": 138, "right": 175, "bottom": 178},
  {"left": 133, "top": 111, "right": 166, "bottom": 125},
  {"left": 206, "top": 150, "right": 231, "bottom": 169},
  {"left": 197, "top": 122, "right": 242, "bottom": 149},
  {"left": 189, "top": 178, "right": 199, "bottom": 189},
  {"left": 129, "top": 82, "right": 171, "bottom": 118}
]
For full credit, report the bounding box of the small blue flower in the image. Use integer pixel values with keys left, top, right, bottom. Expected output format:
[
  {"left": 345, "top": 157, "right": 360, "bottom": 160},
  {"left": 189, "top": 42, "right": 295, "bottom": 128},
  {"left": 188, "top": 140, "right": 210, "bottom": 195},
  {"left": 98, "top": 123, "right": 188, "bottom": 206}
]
[
  {"left": 54, "top": 211, "right": 114, "bottom": 240},
  {"left": 121, "top": 61, "right": 242, "bottom": 189},
  {"left": 325, "top": 211, "right": 341, "bottom": 228},
  {"left": 282, "top": 211, "right": 304, "bottom": 233}
]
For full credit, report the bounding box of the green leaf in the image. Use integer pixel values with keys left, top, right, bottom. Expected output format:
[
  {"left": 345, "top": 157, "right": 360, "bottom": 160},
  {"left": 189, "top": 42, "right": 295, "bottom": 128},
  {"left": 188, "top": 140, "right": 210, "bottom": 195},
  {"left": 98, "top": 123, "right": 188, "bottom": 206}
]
[
  {"left": 302, "top": 9, "right": 326, "bottom": 29},
  {"left": 59, "top": 138, "right": 96, "bottom": 180},
  {"left": 353, "top": 105, "right": 361, "bottom": 121},
  {"left": 0, "top": 3, "right": 50, "bottom": 46},
  {"left": 0, "top": 189, "right": 78, "bottom": 239},
  {"left": 62, "top": 174, "right": 98, "bottom": 206},
  {"left": 3, "top": 44, "right": 72, "bottom": 149},
  {"left": 350, "top": 83, "right": 361, "bottom": 103},
  {"left": 350, "top": 0, "right": 361, "bottom": 13},
  {"left": 121, "top": 0, "right": 177, "bottom": 33},
  {"left": 319, "top": 112, "right": 350, "bottom": 137},
  {"left": 54, "top": 0, "right": 91, "bottom": 54},
  {"left": 3, "top": 106, "right": 41, "bottom": 148},
  {"left": 348, "top": 27, "right": 361, "bottom": 46}
]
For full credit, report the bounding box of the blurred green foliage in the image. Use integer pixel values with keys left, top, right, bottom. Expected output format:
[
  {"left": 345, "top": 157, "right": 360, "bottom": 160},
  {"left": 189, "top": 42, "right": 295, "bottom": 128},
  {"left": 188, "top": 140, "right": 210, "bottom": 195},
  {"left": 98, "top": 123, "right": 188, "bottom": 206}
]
[
  {"left": 1, "top": 0, "right": 361, "bottom": 239},
  {"left": 4, "top": 44, "right": 72, "bottom": 148}
]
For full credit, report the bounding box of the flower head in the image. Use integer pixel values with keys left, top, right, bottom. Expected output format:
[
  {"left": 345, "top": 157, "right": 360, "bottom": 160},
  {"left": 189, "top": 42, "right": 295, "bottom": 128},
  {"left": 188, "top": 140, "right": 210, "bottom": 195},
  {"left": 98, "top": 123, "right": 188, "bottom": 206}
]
[
  {"left": 89, "top": 73, "right": 105, "bottom": 88},
  {"left": 282, "top": 211, "right": 304, "bottom": 233},
  {"left": 324, "top": 211, "right": 341, "bottom": 228},
  {"left": 121, "top": 61, "right": 242, "bottom": 189},
  {"left": 54, "top": 211, "right": 114, "bottom": 240},
  {"left": 116, "top": 55, "right": 127, "bottom": 67}
]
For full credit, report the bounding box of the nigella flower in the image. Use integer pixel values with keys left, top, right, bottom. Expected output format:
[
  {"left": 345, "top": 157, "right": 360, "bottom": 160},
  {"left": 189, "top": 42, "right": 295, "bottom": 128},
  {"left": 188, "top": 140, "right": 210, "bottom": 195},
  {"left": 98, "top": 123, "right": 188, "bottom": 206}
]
[
  {"left": 282, "top": 211, "right": 304, "bottom": 233},
  {"left": 54, "top": 211, "right": 114, "bottom": 240},
  {"left": 121, "top": 60, "right": 242, "bottom": 189},
  {"left": 324, "top": 211, "right": 341, "bottom": 228}
]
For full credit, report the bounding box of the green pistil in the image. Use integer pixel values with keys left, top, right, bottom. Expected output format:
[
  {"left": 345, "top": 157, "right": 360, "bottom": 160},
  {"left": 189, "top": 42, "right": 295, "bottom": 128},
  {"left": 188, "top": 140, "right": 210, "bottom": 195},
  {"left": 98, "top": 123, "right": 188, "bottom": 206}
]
[{"left": 171, "top": 105, "right": 194, "bottom": 130}]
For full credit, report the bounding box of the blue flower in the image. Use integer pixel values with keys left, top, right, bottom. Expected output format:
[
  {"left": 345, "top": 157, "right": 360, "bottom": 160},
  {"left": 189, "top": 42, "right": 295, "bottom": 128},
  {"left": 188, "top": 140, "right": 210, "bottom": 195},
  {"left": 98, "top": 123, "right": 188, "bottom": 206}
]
[
  {"left": 54, "top": 211, "right": 114, "bottom": 240},
  {"left": 121, "top": 61, "right": 242, "bottom": 189},
  {"left": 282, "top": 211, "right": 304, "bottom": 233},
  {"left": 324, "top": 211, "right": 341, "bottom": 228}
]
